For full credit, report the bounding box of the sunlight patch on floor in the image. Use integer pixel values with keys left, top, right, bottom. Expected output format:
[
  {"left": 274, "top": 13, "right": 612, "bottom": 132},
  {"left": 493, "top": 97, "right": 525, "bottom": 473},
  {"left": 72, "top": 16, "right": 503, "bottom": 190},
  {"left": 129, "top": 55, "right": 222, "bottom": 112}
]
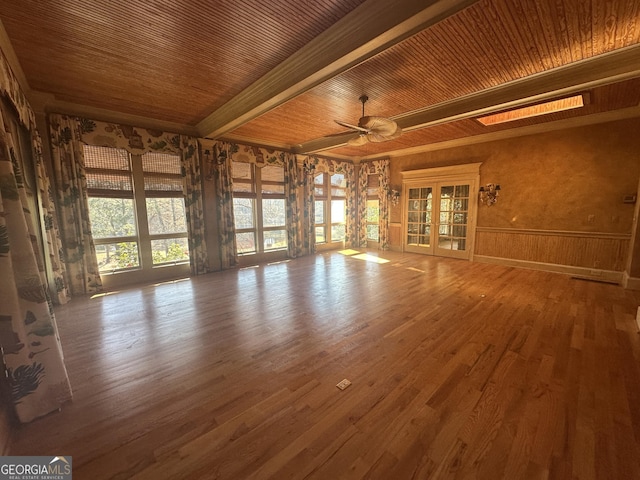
[
  {"left": 240, "top": 265, "right": 260, "bottom": 270},
  {"left": 338, "top": 249, "right": 361, "bottom": 256},
  {"left": 352, "top": 253, "right": 390, "bottom": 264},
  {"left": 406, "top": 267, "right": 425, "bottom": 273},
  {"left": 338, "top": 249, "right": 390, "bottom": 264},
  {"left": 90, "top": 291, "right": 121, "bottom": 299},
  {"left": 153, "top": 277, "right": 190, "bottom": 286},
  {"left": 267, "top": 260, "right": 291, "bottom": 266}
]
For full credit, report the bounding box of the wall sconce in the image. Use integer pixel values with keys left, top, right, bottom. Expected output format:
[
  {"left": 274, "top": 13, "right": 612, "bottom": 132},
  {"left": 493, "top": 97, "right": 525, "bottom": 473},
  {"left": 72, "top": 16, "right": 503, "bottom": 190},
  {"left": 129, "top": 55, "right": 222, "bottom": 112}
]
[
  {"left": 479, "top": 183, "right": 500, "bottom": 206},
  {"left": 390, "top": 189, "right": 400, "bottom": 207}
]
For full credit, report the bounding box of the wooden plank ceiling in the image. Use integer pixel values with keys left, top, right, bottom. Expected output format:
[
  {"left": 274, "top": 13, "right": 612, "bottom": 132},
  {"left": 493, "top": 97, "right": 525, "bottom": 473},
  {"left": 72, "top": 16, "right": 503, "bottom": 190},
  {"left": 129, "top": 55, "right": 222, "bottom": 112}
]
[{"left": 1, "top": 0, "right": 639, "bottom": 160}]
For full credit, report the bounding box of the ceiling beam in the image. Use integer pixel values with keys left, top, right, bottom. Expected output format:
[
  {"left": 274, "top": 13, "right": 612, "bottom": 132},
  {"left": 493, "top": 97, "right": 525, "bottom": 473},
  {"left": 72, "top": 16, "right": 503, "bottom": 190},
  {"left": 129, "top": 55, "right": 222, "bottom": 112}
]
[
  {"left": 297, "top": 44, "right": 640, "bottom": 153},
  {"left": 360, "top": 105, "right": 640, "bottom": 161},
  {"left": 196, "top": 0, "right": 477, "bottom": 139}
]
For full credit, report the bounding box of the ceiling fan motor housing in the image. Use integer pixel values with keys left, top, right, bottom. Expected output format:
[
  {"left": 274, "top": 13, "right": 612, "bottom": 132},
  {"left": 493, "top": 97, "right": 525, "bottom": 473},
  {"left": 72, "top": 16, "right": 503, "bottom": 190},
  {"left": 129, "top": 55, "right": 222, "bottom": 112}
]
[{"left": 340, "top": 95, "right": 402, "bottom": 146}]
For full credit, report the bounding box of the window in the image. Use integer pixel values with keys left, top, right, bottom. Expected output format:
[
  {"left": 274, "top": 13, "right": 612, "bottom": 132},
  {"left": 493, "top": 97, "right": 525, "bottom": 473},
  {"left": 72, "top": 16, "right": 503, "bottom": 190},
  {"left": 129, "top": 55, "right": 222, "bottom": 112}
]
[
  {"left": 366, "top": 174, "right": 380, "bottom": 242},
  {"left": 85, "top": 146, "right": 140, "bottom": 271},
  {"left": 314, "top": 172, "right": 346, "bottom": 244},
  {"left": 84, "top": 145, "right": 189, "bottom": 274},
  {"left": 438, "top": 184, "right": 470, "bottom": 251},
  {"left": 314, "top": 173, "right": 326, "bottom": 243},
  {"left": 406, "top": 187, "right": 433, "bottom": 247},
  {"left": 232, "top": 162, "right": 287, "bottom": 255},
  {"left": 142, "top": 152, "right": 190, "bottom": 265}
]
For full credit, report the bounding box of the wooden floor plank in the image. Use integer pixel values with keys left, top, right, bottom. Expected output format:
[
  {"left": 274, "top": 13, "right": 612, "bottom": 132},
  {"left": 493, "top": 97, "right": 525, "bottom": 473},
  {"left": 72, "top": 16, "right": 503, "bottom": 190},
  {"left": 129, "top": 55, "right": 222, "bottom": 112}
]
[{"left": 8, "top": 250, "right": 640, "bottom": 479}]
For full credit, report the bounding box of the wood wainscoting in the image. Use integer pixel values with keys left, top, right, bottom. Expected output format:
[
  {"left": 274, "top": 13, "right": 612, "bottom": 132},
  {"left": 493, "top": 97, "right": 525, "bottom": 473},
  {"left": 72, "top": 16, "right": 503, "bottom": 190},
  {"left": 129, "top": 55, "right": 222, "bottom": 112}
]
[
  {"left": 389, "top": 222, "right": 402, "bottom": 251},
  {"left": 474, "top": 227, "right": 631, "bottom": 283}
]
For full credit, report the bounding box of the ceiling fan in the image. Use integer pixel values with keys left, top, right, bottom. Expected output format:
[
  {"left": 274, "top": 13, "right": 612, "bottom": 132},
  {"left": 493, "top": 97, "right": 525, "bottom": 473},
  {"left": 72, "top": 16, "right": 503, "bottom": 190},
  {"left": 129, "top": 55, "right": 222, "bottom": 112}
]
[{"left": 334, "top": 95, "right": 402, "bottom": 146}]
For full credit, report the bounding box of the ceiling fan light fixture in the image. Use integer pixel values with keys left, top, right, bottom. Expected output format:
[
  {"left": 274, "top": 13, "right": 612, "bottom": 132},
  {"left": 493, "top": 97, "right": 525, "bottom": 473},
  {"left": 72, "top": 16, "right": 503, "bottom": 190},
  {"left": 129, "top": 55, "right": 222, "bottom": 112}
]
[{"left": 347, "top": 134, "right": 369, "bottom": 146}]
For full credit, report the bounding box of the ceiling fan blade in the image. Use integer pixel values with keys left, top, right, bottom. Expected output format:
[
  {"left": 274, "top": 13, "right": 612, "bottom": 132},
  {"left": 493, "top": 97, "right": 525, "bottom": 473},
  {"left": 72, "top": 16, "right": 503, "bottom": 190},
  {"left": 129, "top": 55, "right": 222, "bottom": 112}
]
[
  {"left": 334, "top": 119, "right": 369, "bottom": 133},
  {"left": 389, "top": 125, "right": 402, "bottom": 138},
  {"left": 360, "top": 116, "right": 399, "bottom": 136},
  {"left": 347, "top": 134, "right": 369, "bottom": 146},
  {"left": 367, "top": 125, "right": 402, "bottom": 143}
]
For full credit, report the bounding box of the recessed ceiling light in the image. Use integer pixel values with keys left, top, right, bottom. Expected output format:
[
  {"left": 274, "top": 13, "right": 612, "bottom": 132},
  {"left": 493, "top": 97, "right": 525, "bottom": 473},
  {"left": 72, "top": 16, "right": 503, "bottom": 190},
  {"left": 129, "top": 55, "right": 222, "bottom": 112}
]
[{"left": 476, "top": 94, "right": 586, "bottom": 126}]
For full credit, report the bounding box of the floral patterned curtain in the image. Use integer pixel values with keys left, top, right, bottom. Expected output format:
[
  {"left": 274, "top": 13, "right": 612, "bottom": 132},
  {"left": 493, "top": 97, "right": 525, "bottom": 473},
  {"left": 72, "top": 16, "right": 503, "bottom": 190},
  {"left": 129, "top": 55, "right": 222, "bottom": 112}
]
[
  {"left": 0, "top": 106, "right": 73, "bottom": 423},
  {"left": 212, "top": 141, "right": 238, "bottom": 269},
  {"left": 30, "top": 128, "right": 70, "bottom": 304},
  {"left": 301, "top": 157, "right": 316, "bottom": 255},
  {"left": 180, "top": 136, "right": 208, "bottom": 275},
  {"left": 359, "top": 159, "right": 391, "bottom": 249},
  {"left": 79, "top": 119, "right": 185, "bottom": 155},
  {"left": 377, "top": 159, "right": 391, "bottom": 250},
  {"left": 0, "top": 51, "right": 32, "bottom": 128},
  {"left": 357, "top": 163, "right": 369, "bottom": 248},
  {"left": 343, "top": 163, "right": 357, "bottom": 248},
  {"left": 283, "top": 152, "right": 302, "bottom": 259},
  {"left": 48, "top": 114, "right": 103, "bottom": 296},
  {"left": 0, "top": 50, "right": 69, "bottom": 305}
]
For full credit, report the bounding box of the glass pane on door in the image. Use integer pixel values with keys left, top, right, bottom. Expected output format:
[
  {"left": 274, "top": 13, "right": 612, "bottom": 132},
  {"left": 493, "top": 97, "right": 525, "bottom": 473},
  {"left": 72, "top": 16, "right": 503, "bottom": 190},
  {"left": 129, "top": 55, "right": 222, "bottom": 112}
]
[
  {"left": 406, "top": 187, "right": 432, "bottom": 246},
  {"left": 438, "top": 184, "right": 470, "bottom": 251}
]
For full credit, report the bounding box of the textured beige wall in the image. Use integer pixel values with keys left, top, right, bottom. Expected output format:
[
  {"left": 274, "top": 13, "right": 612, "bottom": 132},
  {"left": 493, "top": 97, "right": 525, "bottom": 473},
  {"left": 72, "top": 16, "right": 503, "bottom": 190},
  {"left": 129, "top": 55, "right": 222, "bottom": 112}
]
[{"left": 390, "top": 118, "right": 640, "bottom": 235}]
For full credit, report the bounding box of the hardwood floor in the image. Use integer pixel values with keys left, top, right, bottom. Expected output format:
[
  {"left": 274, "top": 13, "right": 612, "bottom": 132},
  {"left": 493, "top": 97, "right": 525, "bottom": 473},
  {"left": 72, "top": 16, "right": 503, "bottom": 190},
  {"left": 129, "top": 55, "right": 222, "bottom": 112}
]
[{"left": 9, "top": 250, "right": 640, "bottom": 479}]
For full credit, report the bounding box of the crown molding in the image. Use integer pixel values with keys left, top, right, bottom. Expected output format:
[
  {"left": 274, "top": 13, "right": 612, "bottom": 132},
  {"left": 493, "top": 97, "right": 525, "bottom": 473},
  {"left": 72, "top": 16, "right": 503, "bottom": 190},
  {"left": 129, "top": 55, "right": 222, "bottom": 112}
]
[
  {"left": 358, "top": 105, "right": 640, "bottom": 161},
  {"left": 30, "top": 92, "right": 199, "bottom": 137},
  {"left": 219, "top": 134, "right": 293, "bottom": 152}
]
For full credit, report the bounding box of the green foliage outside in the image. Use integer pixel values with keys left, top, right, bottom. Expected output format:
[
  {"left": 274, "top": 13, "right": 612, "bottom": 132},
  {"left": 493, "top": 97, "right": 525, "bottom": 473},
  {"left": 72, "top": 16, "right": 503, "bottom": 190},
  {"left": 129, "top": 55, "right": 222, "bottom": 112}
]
[
  {"left": 95, "top": 242, "right": 139, "bottom": 272},
  {"left": 113, "top": 241, "right": 139, "bottom": 268},
  {"left": 89, "top": 196, "right": 189, "bottom": 272},
  {"left": 152, "top": 242, "right": 189, "bottom": 265}
]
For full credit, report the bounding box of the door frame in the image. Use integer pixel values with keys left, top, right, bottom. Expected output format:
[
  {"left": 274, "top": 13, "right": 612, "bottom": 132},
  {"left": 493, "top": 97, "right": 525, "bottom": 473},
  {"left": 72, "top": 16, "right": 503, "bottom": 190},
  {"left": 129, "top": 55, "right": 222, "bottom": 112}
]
[{"left": 401, "top": 163, "right": 481, "bottom": 260}]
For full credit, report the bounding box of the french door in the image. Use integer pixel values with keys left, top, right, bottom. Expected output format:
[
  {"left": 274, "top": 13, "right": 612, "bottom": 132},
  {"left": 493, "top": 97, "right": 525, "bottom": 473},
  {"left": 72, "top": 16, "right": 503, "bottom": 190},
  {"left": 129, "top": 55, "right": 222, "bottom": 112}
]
[{"left": 401, "top": 164, "right": 480, "bottom": 260}]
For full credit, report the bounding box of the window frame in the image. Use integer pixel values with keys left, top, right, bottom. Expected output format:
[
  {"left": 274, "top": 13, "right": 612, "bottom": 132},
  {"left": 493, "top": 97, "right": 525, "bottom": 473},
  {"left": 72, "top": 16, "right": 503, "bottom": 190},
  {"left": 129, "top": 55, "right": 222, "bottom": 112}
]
[
  {"left": 232, "top": 161, "right": 287, "bottom": 257},
  {"left": 83, "top": 145, "right": 190, "bottom": 283},
  {"left": 141, "top": 151, "right": 190, "bottom": 267},
  {"left": 84, "top": 146, "right": 141, "bottom": 272},
  {"left": 314, "top": 172, "right": 347, "bottom": 248}
]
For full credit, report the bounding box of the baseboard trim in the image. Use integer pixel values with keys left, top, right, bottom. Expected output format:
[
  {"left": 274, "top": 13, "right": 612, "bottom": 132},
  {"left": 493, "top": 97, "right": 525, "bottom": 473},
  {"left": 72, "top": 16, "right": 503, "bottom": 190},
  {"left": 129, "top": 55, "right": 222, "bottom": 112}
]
[
  {"left": 622, "top": 272, "right": 640, "bottom": 290},
  {"left": 474, "top": 255, "right": 624, "bottom": 284}
]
